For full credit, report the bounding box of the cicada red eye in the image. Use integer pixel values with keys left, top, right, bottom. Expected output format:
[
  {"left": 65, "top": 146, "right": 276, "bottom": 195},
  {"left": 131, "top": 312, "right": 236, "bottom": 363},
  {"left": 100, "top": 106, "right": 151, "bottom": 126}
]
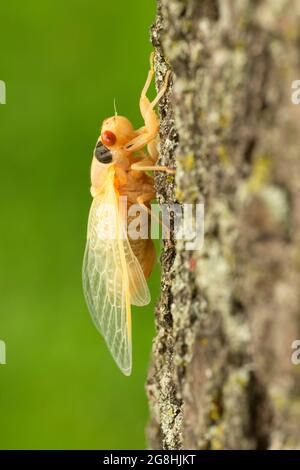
[{"left": 101, "top": 130, "right": 117, "bottom": 146}]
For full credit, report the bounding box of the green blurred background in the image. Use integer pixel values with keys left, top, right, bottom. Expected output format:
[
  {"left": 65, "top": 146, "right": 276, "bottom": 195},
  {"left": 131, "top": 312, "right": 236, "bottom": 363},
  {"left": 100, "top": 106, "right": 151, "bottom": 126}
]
[{"left": 0, "top": 1, "right": 159, "bottom": 449}]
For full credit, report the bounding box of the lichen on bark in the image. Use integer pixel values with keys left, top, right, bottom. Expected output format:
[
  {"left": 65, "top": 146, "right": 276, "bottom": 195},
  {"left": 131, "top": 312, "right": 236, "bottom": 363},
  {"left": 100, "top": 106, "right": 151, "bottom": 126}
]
[{"left": 146, "top": 0, "right": 300, "bottom": 450}]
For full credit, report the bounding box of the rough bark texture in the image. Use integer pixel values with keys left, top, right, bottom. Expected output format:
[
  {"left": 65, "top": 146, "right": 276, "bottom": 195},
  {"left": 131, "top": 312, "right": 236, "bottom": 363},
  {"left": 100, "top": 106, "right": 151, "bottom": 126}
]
[{"left": 146, "top": 0, "right": 300, "bottom": 450}]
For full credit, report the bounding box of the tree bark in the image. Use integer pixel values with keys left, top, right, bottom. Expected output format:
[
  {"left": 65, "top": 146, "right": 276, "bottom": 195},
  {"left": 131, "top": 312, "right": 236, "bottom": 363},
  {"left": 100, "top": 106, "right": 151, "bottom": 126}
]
[{"left": 146, "top": 0, "right": 300, "bottom": 450}]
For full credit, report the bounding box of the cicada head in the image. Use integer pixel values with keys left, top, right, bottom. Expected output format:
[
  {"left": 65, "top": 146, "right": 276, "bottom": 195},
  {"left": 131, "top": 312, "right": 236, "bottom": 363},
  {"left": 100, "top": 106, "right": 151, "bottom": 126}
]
[{"left": 100, "top": 116, "right": 135, "bottom": 150}]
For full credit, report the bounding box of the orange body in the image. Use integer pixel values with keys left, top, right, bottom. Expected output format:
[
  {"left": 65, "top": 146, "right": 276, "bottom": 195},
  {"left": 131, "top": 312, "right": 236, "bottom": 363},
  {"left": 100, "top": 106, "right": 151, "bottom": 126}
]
[{"left": 91, "top": 141, "right": 156, "bottom": 278}]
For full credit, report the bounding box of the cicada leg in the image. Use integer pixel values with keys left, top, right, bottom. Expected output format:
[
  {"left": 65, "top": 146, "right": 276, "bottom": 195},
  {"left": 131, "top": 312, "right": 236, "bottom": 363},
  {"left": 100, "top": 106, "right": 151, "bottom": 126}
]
[{"left": 124, "top": 54, "right": 171, "bottom": 156}]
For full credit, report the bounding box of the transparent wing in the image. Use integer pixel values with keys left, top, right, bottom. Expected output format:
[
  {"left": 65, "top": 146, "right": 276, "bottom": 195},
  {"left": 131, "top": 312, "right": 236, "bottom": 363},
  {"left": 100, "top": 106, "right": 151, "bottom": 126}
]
[{"left": 82, "top": 172, "right": 150, "bottom": 375}]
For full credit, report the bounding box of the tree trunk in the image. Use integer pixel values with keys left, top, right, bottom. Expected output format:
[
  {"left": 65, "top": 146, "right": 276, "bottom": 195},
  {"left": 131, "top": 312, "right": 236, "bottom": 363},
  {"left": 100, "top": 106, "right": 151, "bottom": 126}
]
[{"left": 146, "top": 0, "right": 300, "bottom": 450}]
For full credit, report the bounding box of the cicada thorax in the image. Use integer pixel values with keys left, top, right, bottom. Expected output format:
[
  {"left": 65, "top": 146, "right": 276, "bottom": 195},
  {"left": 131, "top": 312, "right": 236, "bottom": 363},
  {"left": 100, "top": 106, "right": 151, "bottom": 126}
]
[{"left": 91, "top": 143, "right": 156, "bottom": 279}]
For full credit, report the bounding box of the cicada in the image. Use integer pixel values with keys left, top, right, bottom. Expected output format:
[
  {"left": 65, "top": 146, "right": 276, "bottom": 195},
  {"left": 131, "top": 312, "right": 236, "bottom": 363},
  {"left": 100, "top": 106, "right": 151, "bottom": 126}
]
[{"left": 83, "top": 55, "right": 172, "bottom": 375}]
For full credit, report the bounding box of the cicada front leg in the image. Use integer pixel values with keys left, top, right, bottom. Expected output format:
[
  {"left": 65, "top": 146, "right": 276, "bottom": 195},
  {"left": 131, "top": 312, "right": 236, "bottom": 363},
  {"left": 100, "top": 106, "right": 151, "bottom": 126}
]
[{"left": 125, "top": 55, "right": 175, "bottom": 174}]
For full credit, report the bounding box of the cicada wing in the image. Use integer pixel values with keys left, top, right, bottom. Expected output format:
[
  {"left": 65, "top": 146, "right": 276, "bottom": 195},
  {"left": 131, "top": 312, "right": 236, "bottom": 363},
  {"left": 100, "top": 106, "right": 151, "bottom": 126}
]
[
  {"left": 83, "top": 173, "right": 151, "bottom": 375},
  {"left": 83, "top": 188, "right": 132, "bottom": 376},
  {"left": 122, "top": 232, "right": 151, "bottom": 307}
]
